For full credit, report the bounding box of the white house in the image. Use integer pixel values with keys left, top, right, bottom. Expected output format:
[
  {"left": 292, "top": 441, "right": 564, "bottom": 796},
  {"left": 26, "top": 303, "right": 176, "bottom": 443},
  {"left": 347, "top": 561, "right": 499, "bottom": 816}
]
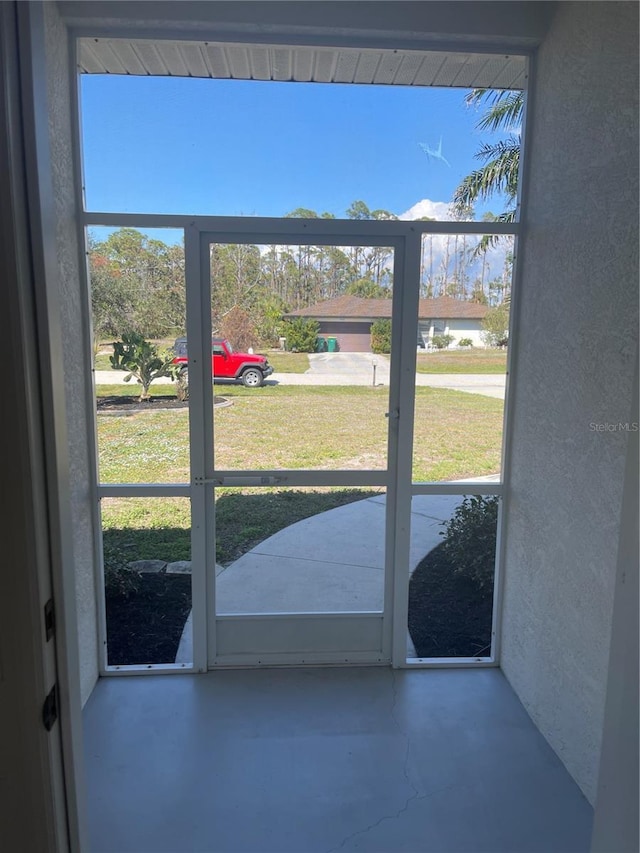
[{"left": 286, "top": 295, "right": 489, "bottom": 350}]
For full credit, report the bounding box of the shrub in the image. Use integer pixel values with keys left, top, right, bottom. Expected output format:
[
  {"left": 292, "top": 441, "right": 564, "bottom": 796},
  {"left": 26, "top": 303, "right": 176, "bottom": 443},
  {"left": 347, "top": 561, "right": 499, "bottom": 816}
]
[
  {"left": 103, "top": 543, "right": 141, "bottom": 599},
  {"left": 282, "top": 318, "right": 320, "bottom": 352},
  {"left": 175, "top": 369, "right": 189, "bottom": 402},
  {"left": 219, "top": 306, "right": 258, "bottom": 352},
  {"left": 110, "top": 332, "right": 180, "bottom": 401},
  {"left": 439, "top": 495, "right": 499, "bottom": 588},
  {"left": 431, "top": 334, "right": 455, "bottom": 349},
  {"left": 370, "top": 319, "right": 392, "bottom": 354},
  {"left": 458, "top": 338, "right": 473, "bottom": 347}
]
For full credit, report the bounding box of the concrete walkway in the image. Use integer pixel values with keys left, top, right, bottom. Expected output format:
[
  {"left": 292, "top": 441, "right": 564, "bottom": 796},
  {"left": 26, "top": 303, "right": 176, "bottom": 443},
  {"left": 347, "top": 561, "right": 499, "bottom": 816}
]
[
  {"left": 215, "top": 493, "right": 461, "bottom": 614},
  {"left": 174, "top": 490, "right": 494, "bottom": 663}
]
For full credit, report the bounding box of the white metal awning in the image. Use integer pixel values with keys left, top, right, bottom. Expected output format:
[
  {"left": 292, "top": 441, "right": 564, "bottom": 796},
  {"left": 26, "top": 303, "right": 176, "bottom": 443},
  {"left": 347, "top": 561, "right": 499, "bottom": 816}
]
[{"left": 77, "top": 39, "right": 526, "bottom": 89}]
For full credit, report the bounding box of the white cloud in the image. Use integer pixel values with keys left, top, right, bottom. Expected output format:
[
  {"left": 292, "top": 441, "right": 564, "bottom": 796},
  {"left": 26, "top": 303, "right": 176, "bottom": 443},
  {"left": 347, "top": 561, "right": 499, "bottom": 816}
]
[{"left": 398, "top": 198, "right": 452, "bottom": 221}]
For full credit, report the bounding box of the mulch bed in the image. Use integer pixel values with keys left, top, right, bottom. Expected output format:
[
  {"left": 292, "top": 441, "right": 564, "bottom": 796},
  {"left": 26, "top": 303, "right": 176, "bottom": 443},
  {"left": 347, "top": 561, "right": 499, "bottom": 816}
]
[
  {"left": 106, "top": 546, "right": 494, "bottom": 666},
  {"left": 105, "top": 574, "right": 192, "bottom": 666},
  {"left": 97, "top": 394, "right": 229, "bottom": 412},
  {"left": 408, "top": 542, "right": 494, "bottom": 658}
]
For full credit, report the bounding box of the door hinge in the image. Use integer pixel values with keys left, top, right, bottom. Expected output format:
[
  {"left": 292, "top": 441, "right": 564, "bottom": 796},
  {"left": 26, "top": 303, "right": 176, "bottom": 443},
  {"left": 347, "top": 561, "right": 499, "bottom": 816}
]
[
  {"left": 42, "top": 684, "right": 58, "bottom": 732},
  {"left": 44, "top": 598, "right": 55, "bottom": 641}
]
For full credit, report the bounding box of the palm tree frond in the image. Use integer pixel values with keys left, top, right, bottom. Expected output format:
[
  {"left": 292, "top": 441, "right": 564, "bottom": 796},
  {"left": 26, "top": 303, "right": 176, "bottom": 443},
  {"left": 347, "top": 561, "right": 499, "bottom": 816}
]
[
  {"left": 475, "top": 138, "right": 521, "bottom": 163},
  {"left": 454, "top": 146, "right": 519, "bottom": 210},
  {"left": 453, "top": 88, "right": 523, "bottom": 222},
  {"left": 475, "top": 92, "right": 524, "bottom": 132}
]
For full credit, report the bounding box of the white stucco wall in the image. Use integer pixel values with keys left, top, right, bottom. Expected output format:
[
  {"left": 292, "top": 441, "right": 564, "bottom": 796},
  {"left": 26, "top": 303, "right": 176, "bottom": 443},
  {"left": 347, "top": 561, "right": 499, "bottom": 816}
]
[
  {"left": 590, "top": 358, "right": 639, "bottom": 852},
  {"left": 501, "top": 1, "right": 638, "bottom": 804},
  {"left": 44, "top": 2, "right": 99, "bottom": 706},
  {"left": 446, "top": 319, "right": 485, "bottom": 347}
]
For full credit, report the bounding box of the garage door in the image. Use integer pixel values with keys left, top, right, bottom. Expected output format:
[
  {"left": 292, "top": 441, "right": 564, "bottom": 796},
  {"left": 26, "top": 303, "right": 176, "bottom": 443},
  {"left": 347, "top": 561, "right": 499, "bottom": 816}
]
[{"left": 319, "top": 321, "right": 372, "bottom": 352}]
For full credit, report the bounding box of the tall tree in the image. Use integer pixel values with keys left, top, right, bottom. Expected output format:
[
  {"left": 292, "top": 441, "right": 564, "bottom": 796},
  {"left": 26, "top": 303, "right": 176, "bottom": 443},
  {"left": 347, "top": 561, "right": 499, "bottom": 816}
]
[
  {"left": 209, "top": 243, "right": 262, "bottom": 330},
  {"left": 89, "top": 228, "right": 186, "bottom": 341},
  {"left": 345, "top": 278, "right": 390, "bottom": 298},
  {"left": 453, "top": 89, "right": 523, "bottom": 222}
]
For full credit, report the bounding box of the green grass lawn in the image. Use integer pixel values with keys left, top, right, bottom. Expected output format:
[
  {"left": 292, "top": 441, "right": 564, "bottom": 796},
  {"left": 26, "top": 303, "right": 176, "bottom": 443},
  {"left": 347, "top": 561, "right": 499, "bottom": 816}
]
[
  {"left": 101, "top": 488, "right": 382, "bottom": 569},
  {"left": 96, "top": 383, "right": 502, "bottom": 482},
  {"left": 94, "top": 352, "right": 118, "bottom": 371},
  {"left": 416, "top": 349, "right": 507, "bottom": 374},
  {"left": 97, "top": 382, "right": 503, "bottom": 568},
  {"left": 264, "top": 351, "right": 309, "bottom": 373}
]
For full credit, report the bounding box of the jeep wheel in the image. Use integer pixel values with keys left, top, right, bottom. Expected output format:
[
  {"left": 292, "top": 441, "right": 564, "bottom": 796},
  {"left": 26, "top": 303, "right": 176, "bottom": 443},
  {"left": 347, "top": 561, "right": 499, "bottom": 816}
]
[{"left": 241, "top": 368, "right": 263, "bottom": 388}]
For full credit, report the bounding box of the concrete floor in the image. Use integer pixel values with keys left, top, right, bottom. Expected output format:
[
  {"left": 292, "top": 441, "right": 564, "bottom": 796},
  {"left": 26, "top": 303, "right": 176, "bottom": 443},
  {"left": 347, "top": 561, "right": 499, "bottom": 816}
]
[{"left": 83, "top": 667, "right": 592, "bottom": 853}]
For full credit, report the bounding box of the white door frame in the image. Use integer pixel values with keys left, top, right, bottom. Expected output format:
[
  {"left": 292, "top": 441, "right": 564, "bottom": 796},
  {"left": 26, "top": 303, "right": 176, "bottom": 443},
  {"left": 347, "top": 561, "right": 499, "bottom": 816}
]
[{"left": 190, "top": 222, "right": 411, "bottom": 667}]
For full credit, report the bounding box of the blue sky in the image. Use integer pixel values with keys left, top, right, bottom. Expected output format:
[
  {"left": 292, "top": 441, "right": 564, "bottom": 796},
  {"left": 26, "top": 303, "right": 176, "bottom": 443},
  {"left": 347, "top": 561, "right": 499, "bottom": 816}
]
[{"left": 80, "top": 75, "right": 506, "bottom": 223}]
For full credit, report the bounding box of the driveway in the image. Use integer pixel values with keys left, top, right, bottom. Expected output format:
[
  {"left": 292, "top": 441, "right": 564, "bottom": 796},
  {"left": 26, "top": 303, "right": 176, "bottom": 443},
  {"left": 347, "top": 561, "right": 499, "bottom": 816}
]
[
  {"left": 272, "top": 352, "right": 506, "bottom": 399},
  {"left": 307, "top": 351, "right": 391, "bottom": 383}
]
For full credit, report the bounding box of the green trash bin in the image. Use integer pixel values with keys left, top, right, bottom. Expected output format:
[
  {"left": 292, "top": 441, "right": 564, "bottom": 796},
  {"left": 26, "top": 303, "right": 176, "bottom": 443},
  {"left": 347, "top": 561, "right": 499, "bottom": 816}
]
[
  {"left": 315, "top": 336, "right": 327, "bottom": 352},
  {"left": 327, "top": 337, "right": 338, "bottom": 352}
]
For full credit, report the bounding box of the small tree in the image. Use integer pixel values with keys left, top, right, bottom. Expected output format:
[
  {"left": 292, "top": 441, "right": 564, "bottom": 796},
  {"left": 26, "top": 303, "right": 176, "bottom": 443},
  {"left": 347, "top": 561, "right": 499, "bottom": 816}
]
[
  {"left": 370, "top": 319, "right": 392, "bottom": 354},
  {"left": 110, "top": 333, "right": 180, "bottom": 401},
  {"left": 219, "top": 306, "right": 258, "bottom": 352},
  {"left": 282, "top": 318, "right": 319, "bottom": 352},
  {"left": 481, "top": 303, "right": 510, "bottom": 347}
]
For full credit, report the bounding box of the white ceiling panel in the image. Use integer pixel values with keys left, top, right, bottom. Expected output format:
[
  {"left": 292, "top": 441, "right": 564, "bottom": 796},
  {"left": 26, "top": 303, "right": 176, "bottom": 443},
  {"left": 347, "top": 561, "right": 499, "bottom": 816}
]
[
  {"left": 156, "top": 43, "right": 189, "bottom": 76},
  {"left": 432, "top": 55, "right": 471, "bottom": 87},
  {"left": 79, "top": 42, "right": 108, "bottom": 75},
  {"left": 292, "top": 49, "right": 314, "bottom": 83},
  {"left": 313, "top": 50, "right": 337, "bottom": 84},
  {"left": 271, "top": 48, "right": 292, "bottom": 82},
  {"left": 491, "top": 58, "right": 528, "bottom": 89},
  {"left": 87, "top": 40, "right": 127, "bottom": 74},
  {"left": 77, "top": 39, "right": 526, "bottom": 90},
  {"left": 109, "top": 42, "right": 147, "bottom": 76},
  {"left": 412, "top": 53, "right": 449, "bottom": 86},
  {"left": 179, "top": 44, "right": 209, "bottom": 78},
  {"left": 130, "top": 42, "right": 168, "bottom": 75},
  {"left": 393, "top": 53, "right": 427, "bottom": 86},
  {"left": 204, "top": 44, "right": 229, "bottom": 78},
  {"left": 373, "top": 52, "right": 404, "bottom": 85},
  {"left": 225, "top": 46, "right": 251, "bottom": 80},
  {"left": 353, "top": 52, "right": 381, "bottom": 85},
  {"left": 249, "top": 47, "right": 271, "bottom": 81},
  {"left": 333, "top": 51, "right": 360, "bottom": 84}
]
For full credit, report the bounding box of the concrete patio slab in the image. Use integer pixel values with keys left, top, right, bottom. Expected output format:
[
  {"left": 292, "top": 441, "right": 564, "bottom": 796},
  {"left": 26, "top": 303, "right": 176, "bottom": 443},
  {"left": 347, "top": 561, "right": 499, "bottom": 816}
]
[
  {"left": 217, "top": 555, "right": 384, "bottom": 613},
  {"left": 175, "top": 493, "right": 472, "bottom": 663}
]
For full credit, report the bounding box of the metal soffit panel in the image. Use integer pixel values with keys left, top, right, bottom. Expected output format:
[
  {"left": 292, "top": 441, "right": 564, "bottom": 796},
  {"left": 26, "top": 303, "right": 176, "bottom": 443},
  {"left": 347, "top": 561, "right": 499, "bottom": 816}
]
[{"left": 77, "top": 39, "right": 526, "bottom": 89}]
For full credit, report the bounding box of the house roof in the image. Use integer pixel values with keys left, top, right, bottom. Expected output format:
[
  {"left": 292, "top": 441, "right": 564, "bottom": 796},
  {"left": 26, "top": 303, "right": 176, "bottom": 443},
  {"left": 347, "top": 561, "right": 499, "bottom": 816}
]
[{"left": 286, "top": 295, "right": 488, "bottom": 321}]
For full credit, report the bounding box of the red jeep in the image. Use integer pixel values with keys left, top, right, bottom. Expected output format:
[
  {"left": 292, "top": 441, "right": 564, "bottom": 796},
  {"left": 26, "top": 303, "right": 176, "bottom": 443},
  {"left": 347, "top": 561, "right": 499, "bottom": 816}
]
[{"left": 173, "top": 337, "right": 273, "bottom": 388}]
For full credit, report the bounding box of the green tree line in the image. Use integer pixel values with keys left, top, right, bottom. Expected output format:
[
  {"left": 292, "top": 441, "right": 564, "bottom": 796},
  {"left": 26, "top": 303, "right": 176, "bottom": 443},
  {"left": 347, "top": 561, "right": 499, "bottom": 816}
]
[{"left": 89, "top": 199, "right": 510, "bottom": 348}]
